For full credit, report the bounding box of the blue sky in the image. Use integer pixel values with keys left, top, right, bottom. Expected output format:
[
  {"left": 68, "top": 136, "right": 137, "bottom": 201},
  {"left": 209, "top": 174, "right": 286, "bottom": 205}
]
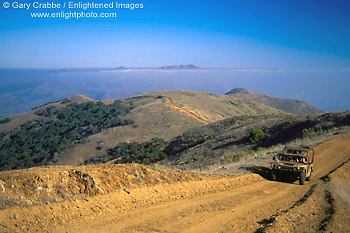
[{"left": 0, "top": 0, "right": 349, "bottom": 69}]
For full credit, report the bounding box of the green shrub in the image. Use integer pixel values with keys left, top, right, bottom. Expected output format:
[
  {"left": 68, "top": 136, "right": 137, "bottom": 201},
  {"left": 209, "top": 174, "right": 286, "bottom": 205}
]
[
  {"left": 221, "top": 153, "right": 245, "bottom": 164},
  {"left": 180, "top": 91, "right": 196, "bottom": 96},
  {"left": 249, "top": 128, "right": 265, "bottom": 143},
  {"left": 302, "top": 124, "right": 323, "bottom": 138},
  {"left": 254, "top": 147, "right": 266, "bottom": 153},
  {"left": 182, "top": 127, "right": 214, "bottom": 147},
  {"left": 222, "top": 100, "right": 239, "bottom": 108},
  {"left": 0, "top": 117, "right": 11, "bottom": 124},
  {"left": 85, "top": 138, "right": 167, "bottom": 165}
]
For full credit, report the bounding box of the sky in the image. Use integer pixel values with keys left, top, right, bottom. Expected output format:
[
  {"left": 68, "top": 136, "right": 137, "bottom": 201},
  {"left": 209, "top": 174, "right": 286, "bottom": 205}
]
[{"left": 0, "top": 0, "right": 349, "bottom": 69}]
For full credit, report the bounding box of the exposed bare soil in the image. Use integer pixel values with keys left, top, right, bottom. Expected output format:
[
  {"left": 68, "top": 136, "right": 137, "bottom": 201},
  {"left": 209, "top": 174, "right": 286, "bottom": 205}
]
[
  {"left": 0, "top": 135, "right": 349, "bottom": 232},
  {"left": 164, "top": 96, "right": 209, "bottom": 124}
]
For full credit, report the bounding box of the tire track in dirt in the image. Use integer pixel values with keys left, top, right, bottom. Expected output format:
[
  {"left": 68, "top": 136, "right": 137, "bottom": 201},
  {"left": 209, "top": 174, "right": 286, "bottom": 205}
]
[
  {"left": 254, "top": 178, "right": 338, "bottom": 232},
  {"left": 254, "top": 135, "right": 350, "bottom": 233},
  {"left": 319, "top": 189, "right": 335, "bottom": 232},
  {"left": 54, "top": 180, "right": 308, "bottom": 233},
  {"left": 164, "top": 97, "right": 209, "bottom": 124},
  {"left": 254, "top": 184, "right": 318, "bottom": 233},
  {"left": 318, "top": 158, "right": 350, "bottom": 232},
  {"left": 319, "top": 157, "right": 350, "bottom": 182}
]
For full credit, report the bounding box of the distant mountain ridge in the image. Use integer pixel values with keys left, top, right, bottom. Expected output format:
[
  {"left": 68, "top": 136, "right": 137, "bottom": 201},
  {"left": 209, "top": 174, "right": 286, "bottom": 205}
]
[
  {"left": 225, "top": 88, "right": 324, "bottom": 115},
  {"left": 48, "top": 64, "right": 200, "bottom": 73},
  {"left": 161, "top": 64, "right": 199, "bottom": 70}
]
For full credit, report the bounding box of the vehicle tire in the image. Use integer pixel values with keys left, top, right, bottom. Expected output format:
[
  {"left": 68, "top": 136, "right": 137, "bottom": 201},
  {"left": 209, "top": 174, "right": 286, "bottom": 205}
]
[
  {"left": 271, "top": 171, "right": 276, "bottom": 181},
  {"left": 306, "top": 171, "right": 312, "bottom": 181},
  {"left": 299, "top": 171, "right": 306, "bottom": 185}
]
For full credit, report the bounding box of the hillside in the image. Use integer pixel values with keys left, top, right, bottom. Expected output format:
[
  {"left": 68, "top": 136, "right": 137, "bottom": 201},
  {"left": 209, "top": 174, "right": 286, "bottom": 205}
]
[
  {"left": 225, "top": 88, "right": 324, "bottom": 115},
  {"left": 161, "top": 111, "right": 350, "bottom": 171},
  {"left": 0, "top": 90, "right": 284, "bottom": 170},
  {"left": 58, "top": 90, "right": 285, "bottom": 166}
]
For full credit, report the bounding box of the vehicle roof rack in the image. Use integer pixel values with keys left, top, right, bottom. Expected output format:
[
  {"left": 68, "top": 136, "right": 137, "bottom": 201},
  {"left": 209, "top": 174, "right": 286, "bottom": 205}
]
[{"left": 284, "top": 146, "right": 312, "bottom": 152}]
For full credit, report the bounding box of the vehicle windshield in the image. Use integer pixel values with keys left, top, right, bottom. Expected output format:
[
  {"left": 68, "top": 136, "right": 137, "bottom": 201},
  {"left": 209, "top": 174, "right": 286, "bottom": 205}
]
[
  {"left": 282, "top": 149, "right": 307, "bottom": 156},
  {"left": 277, "top": 154, "right": 307, "bottom": 163}
]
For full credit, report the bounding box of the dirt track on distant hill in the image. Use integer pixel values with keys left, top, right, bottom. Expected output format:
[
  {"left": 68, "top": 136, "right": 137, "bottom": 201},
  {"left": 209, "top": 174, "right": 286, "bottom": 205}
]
[
  {"left": 1, "top": 135, "right": 349, "bottom": 232},
  {"left": 164, "top": 96, "right": 209, "bottom": 124}
]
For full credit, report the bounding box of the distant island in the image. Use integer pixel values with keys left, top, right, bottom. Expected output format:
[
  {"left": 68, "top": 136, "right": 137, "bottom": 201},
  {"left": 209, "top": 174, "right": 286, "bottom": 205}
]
[
  {"left": 161, "top": 64, "right": 200, "bottom": 70},
  {"left": 48, "top": 65, "right": 201, "bottom": 73},
  {"left": 114, "top": 66, "right": 129, "bottom": 70}
]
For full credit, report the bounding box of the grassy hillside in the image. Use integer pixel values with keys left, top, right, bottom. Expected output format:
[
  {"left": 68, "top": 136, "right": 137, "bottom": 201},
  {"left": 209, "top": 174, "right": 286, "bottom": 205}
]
[
  {"left": 0, "top": 90, "right": 285, "bottom": 170},
  {"left": 151, "top": 90, "right": 284, "bottom": 123},
  {"left": 225, "top": 88, "right": 324, "bottom": 115},
  {"left": 160, "top": 111, "right": 350, "bottom": 170},
  {"left": 54, "top": 90, "right": 285, "bottom": 166}
]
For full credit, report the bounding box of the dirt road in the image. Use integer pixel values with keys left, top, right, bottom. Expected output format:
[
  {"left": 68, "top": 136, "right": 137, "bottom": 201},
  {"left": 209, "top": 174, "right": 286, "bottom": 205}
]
[
  {"left": 54, "top": 135, "right": 350, "bottom": 233},
  {"left": 164, "top": 96, "right": 209, "bottom": 124},
  {"left": 54, "top": 180, "right": 309, "bottom": 233},
  {"left": 1, "top": 135, "right": 349, "bottom": 232}
]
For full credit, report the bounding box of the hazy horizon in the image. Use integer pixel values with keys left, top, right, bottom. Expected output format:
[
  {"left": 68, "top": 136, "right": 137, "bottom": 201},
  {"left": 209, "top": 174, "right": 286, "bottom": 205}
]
[
  {"left": 1, "top": 1, "right": 349, "bottom": 117},
  {"left": 0, "top": 68, "right": 349, "bottom": 119}
]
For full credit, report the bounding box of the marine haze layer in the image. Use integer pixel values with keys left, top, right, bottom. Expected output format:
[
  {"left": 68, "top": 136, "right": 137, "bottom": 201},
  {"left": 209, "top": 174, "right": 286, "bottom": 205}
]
[{"left": 0, "top": 68, "right": 349, "bottom": 118}]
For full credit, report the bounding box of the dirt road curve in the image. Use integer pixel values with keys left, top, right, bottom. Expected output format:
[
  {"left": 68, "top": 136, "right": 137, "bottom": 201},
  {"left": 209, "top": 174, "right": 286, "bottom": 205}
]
[
  {"left": 53, "top": 135, "right": 350, "bottom": 233},
  {"left": 0, "top": 136, "right": 349, "bottom": 233}
]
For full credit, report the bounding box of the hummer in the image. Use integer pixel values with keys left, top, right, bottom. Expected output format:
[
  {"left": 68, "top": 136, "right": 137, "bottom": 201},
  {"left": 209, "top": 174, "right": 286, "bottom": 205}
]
[{"left": 271, "top": 146, "right": 314, "bottom": 185}]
